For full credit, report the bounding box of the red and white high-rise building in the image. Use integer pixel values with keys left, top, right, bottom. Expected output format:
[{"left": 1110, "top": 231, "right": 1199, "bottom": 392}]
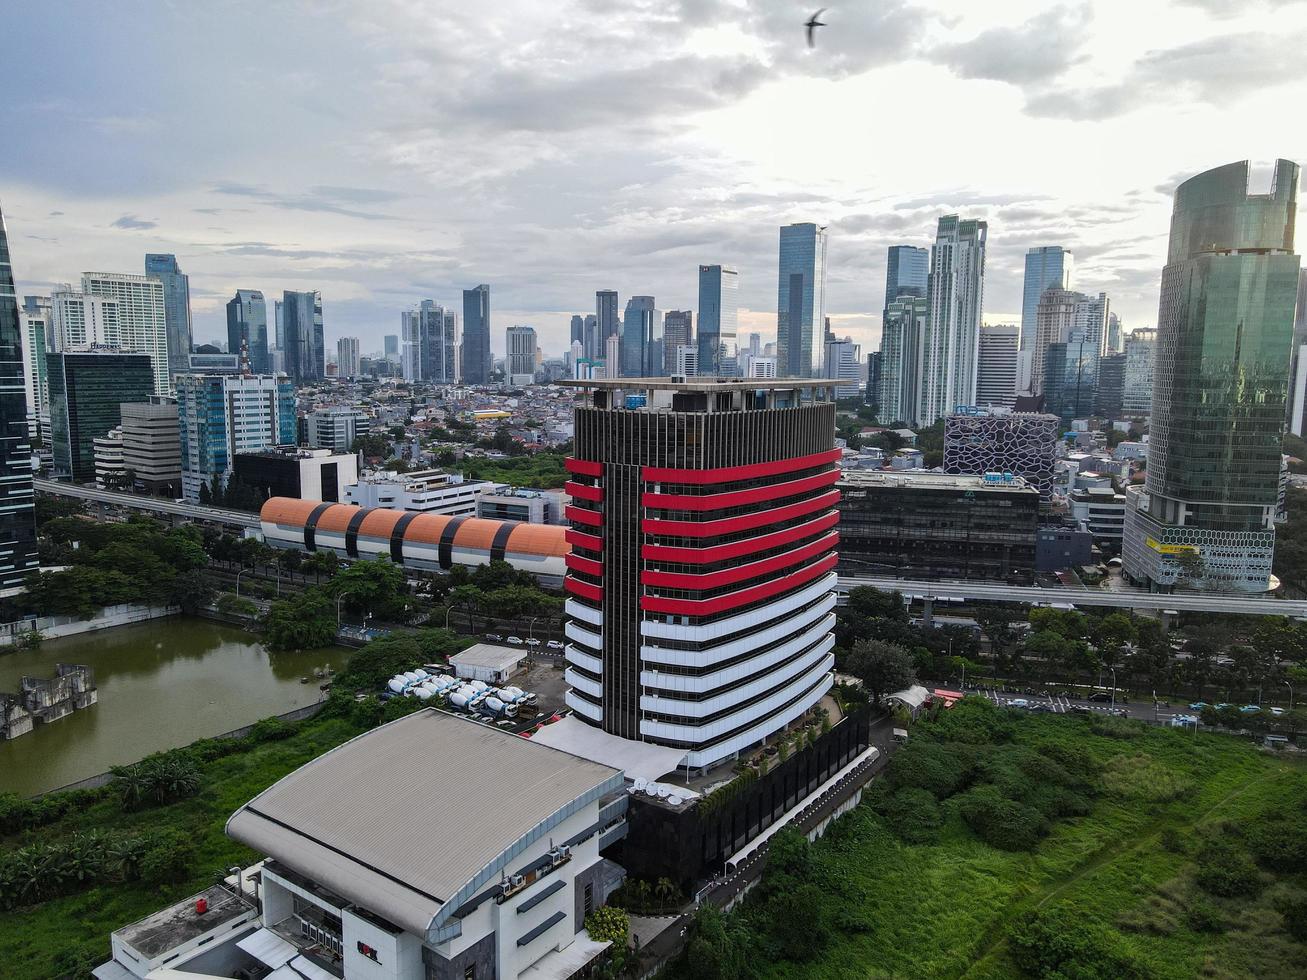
[{"left": 560, "top": 378, "right": 840, "bottom": 770}]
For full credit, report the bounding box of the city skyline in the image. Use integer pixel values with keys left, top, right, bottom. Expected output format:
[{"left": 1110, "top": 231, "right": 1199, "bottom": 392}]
[{"left": 5, "top": 2, "right": 1304, "bottom": 360}]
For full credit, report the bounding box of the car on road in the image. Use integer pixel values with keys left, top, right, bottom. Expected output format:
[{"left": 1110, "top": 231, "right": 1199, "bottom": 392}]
[
  {"left": 1071, "top": 704, "right": 1092, "bottom": 714},
  {"left": 1110, "top": 708, "right": 1128, "bottom": 717},
  {"left": 1009, "top": 698, "right": 1029, "bottom": 708},
  {"left": 526, "top": 638, "right": 541, "bottom": 647},
  {"left": 1270, "top": 707, "right": 1286, "bottom": 717},
  {"left": 546, "top": 640, "right": 564, "bottom": 650},
  {"left": 1240, "top": 705, "right": 1261, "bottom": 714},
  {"left": 506, "top": 636, "right": 524, "bottom": 645},
  {"left": 485, "top": 633, "right": 503, "bottom": 642},
  {"left": 1214, "top": 703, "right": 1232, "bottom": 711},
  {"left": 1189, "top": 702, "right": 1209, "bottom": 711},
  {"left": 1171, "top": 714, "right": 1198, "bottom": 727},
  {"left": 1087, "top": 692, "right": 1112, "bottom": 703}
]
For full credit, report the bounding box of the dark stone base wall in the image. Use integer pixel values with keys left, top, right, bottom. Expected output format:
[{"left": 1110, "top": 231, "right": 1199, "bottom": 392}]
[{"left": 423, "top": 931, "right": 495, "bottom": 980}]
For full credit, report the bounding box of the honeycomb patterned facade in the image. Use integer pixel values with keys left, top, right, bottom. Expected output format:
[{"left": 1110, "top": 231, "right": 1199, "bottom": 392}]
[{"left": 942, "top": 412, "right": 1060, "bottom": 499}]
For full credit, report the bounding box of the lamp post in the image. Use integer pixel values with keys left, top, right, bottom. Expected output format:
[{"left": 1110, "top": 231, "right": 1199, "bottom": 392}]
[
  {"left": 1109, "top": 666, "right": 1117, "bottom": 714},
  {"left": 235, "top": 569, "right": 247, "bottom": 597},
  {"left": 336, "top": 589, "right": 358, "bottom": 630},
  {"left": 1286, "top": 679, "right": 1295, "bottom": 712},
  {"left": 444, "top": 605, "right": 454, "bottom": 630}
]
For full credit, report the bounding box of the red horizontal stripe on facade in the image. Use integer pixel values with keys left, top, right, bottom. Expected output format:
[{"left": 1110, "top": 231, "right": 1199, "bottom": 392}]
[
  {"left": 642, "top": 468, "right": 839, "bottom": 512},
  {"left": 564, "top": 576, "right": 603, "bottom": 601},
  {"left": 566, "top": 505, "right": 603, "bottom": 527},
  {"left": 642, "top": 490, "right": 840, "bottom": 538},
  {"left": 565, "top": 528, "right": 602, "bottom": 551},
  {"left": 565, "top": 458, "right": 603, "bottom": 477},
  {"left": 643, "top": 448, "right": 841, "bottom": 486},
  {"left": 640, "top": 554, "right": 838, "bottom": 615},
  {"left": 565, "top": 553, "right": 603, "bottom": 576},
  {"left": 642, "top": 511, "right": 839, "bottom": 564},
  {"left": 565, "top": 481, "right": 603, "bottom": 502},
  {"left": 641, "top": 531, "right": 838, "bottom": 588}
]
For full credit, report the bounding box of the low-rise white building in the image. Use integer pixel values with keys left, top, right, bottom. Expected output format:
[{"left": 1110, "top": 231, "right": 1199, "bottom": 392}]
[{"left": 345, "top": 469, "right": 503, "bottom": 516}]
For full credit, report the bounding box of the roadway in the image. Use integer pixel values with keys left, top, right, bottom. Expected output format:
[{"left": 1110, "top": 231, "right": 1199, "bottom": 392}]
[
  {"left": 33, "top": 478, "right": 261, "bottom": 529},
  {"left": 836, "top": 574, "right": 1307, "bottom": 618}
]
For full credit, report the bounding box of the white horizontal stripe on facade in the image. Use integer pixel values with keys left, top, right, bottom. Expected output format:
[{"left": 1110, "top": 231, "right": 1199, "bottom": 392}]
[
  {"left": 564, "top": 645, "right": 603, "bottom": 675},
  {"left": 679, "top": 673, "right": 834, "bottom": 770},
  {"left": 640, "top": 645, "right": 834, "bottom": 719},
  {"left": 566, "top": 690, "right": 603, "bottom": 722},
  {"left": 639, "top": 573, "right": 838, "bottom": 644},
  {"left": 564, "top": 667, "right": 604, "bottom": 700},
  {"left": 641, "top": 626, "right": 834, "bottom": 696},
  {"left": 639, "top": 656, "right": 833, "bottom": 744},
  {"left": 640, "top": 605, "right": 835, "bottom": 671},
  {"left": 564, "top": 598, "right": 603, "bottom": 627},
  {"left": 565, "top": 620, "right": 603, "bottom": 651}
]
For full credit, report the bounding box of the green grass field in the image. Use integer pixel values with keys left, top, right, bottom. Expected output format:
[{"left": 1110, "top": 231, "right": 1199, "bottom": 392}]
[{"left": 738, "top": 709, "right": 1307, "bottom": 980}]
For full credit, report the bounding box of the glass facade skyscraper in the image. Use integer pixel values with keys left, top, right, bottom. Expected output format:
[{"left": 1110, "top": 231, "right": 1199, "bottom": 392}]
[
  {"left": 0, "top": 206, "right": 39, "bottom": 592},
  {"left": 919, "top": 215, "right": 986, "bottom": 424},
  {"left": 282, "top": 290, "right": 324, "bottom": 384},
  {"left": 176, "top": 373, "right": 297, "bottom": 501},
  {"left": 697, "top": 265, "right": 739, "bottom": 376},
  {"left": 884, "top": 245, "right": 928, "bottom": 304},
  {"left": 461, "top": 284, "right": 491, "bottom": 384},
  {"left": 48, "top": 350, "right": 154, "bottom": 482},
  {"left": 620, "top": 296, "right": 658, "bottom": 377},
  {"left": 776, "top": 223, "right": 827, "bottom": 377},
  {"left": 226, "top": 289, "right": 270, "bottom": 374},
  {"left": 876, "top": 296, "right": 925, "bottom": 425},
  {"left": 145, "top": 253, "right": 193, "bottom": 381},
  {"left": 1123, "top": 159, "right": 1301, "bottom": 592},
  {"left": 1020, "top": 246, "right": 1073, "bottom": 355}
]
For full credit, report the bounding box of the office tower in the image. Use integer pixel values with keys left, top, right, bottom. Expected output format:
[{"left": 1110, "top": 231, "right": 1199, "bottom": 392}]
[
  {"left": 305, "top": 407, "right": 371, "bottom": 453},
  {"left": 866, "top": 352, "right": 881, "bottom": 413},
  {"left": 506, "top": 325, "right": 538, "bottom": 381},
  {"left": 225, "top": 290, "right": 270, "bottom": 374},
  {"left": 81, "top": 273, "right": 170, "bottom": 394},
  {"left": 50, "top": 289, "right": 119, "bottom": 350},
  {"left": 697, "top": 264, "right": 739, "bottom": 376},
  {"left": 1044, "top": 330, "right": 1100, "bottom": 421},
  {"left": 20, "top": 310, "right": 49, "bottom": 426},
  {"left": 461, "top": 284, "right": 491, "bottom": 384},
  {"left": 604, "top": 333, "right": 620, "bottom": 378},
  {"left": 401, "top": 300, "right": 457, "bottom": 384},
  {"left": 943, "top": 410, "right": 1060, "bottom": 499},
  {"left": 282, "top": 290, "right": 324, "bottom": 384},
  {"left": 746, "top": 356, "right": 778, "bottom": 378},
  {"left": 120, "top": 396, "right": 182, "bottom": 496},
  {"left": 1020, "top": 246, "right": 1074, "bottom": 354},
  {"left": 884, "top": 245, "right": 929, "bottom": 304},
  {"left": 0, "top": 206, "right": 39, "bottom": 590},
  {"left": 662, "top": 310, "right": 692, "bottom": 374},
  {"left": 274, "top": 299, "right": 284, "bottom": 350},
  {"left": 1106, "top": 312, "right": 1123, "bottom": 354},
  {"left": 1290, "top": 272, "right": 1307, "bottom": 434},
  {"left": 595, "top": 290, "right": 619, "bottom": 359},
  {"left": 570, "top": 314, "right": 584, "bottom": 348},
  {"left": 675, "top": 345, "right": 698, "bottom": 376},
  {"left": 383, "top": 334, "right": 399, "bottom": 363},
  {"left": 1096, "top": 353, "right": 1126, "bottom": 419},
  {"left": 48, "top": 350, "right": 154, "bottom": 481},
  {"left": 918, "top": 216, "right": 986, "bottom": 425},
  {"left": 976, "top": 323, "right": 1019, "bottom": 409},
  {"left": 777, "top": 222, "right": 828, "bottom": 377},
  {"left": 823, "top": 337, "right": 861, "bottom": 398},
  {"left": 1122, "top": 328, "right": 1157, "bottom": 416},
  {"left": 1123, "top": 159, "right": 1301, "bottom": 593},
  {"left": 582, "top": 314, "right": 599, "bottom": 362},
  {"left": 1031, "top": 289, "right": 1109, "bottom": 396},
  {"left": 337, "top": 336, "right": 361, "bottom": 377},
  {"left": 561, "top": 378, "right": 838, "bottom": 769},
  {"left": 144, "top": 253, "right": 192, "bottom": 380},
  {"left": 176, "top": 373, "right": 297, "bottom": 501},
  {"left": 877, "top": 296, "right": 926, "bottom": 426},
  {"left": 620, "top": 296, "right": 660, "bottom": 377}
]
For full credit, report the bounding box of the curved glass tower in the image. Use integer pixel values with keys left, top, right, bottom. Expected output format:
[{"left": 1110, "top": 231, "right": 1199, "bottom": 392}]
[{"left": 1123, "top": 159, "right": 1301, "bottom": 592}]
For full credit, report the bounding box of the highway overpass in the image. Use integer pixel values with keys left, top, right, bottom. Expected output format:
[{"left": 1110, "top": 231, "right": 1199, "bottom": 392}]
[
  {"left": 34, "top": 479, "right": 261, "bottom": 531},
  {"left": 836, "top": 575, "right": 1307, "bottom": 619}
]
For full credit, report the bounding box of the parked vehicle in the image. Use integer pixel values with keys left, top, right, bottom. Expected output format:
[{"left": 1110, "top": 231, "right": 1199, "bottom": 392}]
[
  {"left": 1240, "top": 705, "right": 1261, "bottom": 714},
  {"left": 1270, "top": 707, "right": 1286, "bottom": 717},
  {"left": 485, "top": 633, "right": 504, "bottom": 642},
  {"left": 526, "top": 638, "right": 542, "bottom": 647},
  {"left": 1009, "top": 698, "right": 1029, "bottom": 708},
  {"left": 546, "top": 640, "right": 564, "bottom": 650},
  {"left": 507, "top": 636, "right": 524, "bottom": 646},
  {"left": 1189, "top": 702, "right": 1209, "bottom": 711}
]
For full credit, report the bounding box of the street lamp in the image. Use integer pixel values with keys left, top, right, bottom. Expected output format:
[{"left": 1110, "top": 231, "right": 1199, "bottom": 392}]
[
  {"left": 444, "top": 605, "right": 454, "bottom": 630},
  {"left": 235, "top": 569, "right": 247, "bottom": 597},
  {"left": 1109, "top": 666, "right": 1117, "bottom": 714},
  {"left": 1286, "top": 679, "right": 1295, "bottom": 712},
  {"left": 336, "top": 589, "right": 359, "bottom": 630}
]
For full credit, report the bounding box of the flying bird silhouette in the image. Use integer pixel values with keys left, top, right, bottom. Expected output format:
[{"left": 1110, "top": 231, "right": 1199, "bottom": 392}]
[{"left": 806, "top": 8, "right": 826, "bottom": 48}]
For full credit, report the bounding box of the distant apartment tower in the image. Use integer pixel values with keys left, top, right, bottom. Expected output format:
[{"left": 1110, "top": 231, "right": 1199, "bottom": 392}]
[
  {"left": 697, "top": 265, "right": 739, "bottom": 376},
  {"left": 823, "top": 337, "right": 861, "bottom": 398},
  {"left": 20, "top": 309, "right": 50, "bottom": 430},
  {"left": 120, "top": 396, "right": 182, "bottom": 496},
  {"left": 383, "top": 334, "right": 399, "bottom": 362},
  {"left": 943, "top": 410, "right": 1060, "bottom": 499},
  {"left": 1123, "top": 159, "right": 1301, "bottom": 593},
  {"left": 919, "top": 216, "right": 986, "bottom": 425},
  {"left": 402, "top": 300, "right": 458, "bottom": 384},
  {"left": 1031, "top": 288, "right": 1109, "bottom": 399},
  {"left": 144, "top": 253, "right": 192, "bottom": 380},
  {"left": 175, "top": 374, "right": 297, "bottom": 501},
  {"left": 282, "top": 290, "right": 324, "bottom": 385},
  {"left": 877, "top": 296, "right": 926, "bottom": 426},
  {"left": 1106, "top": 312, "right": 1123, "bottom": 353},
  {"left": 777, "top": 223, "right": 828, "bottom": 377},
  {"left": 48, "top": 350, "right": 155, "bottom": 482},
  {"left": 662, "top": 310, "right": 692, "bottom": 374},
  {"left": 675, "top": 345, "right": 698, "bottom": 377},
  {"left": 1020, "top": 246, "right": 1074, "bottom": 355},
  {"left": 561, "top": 378, "right": 839, "bottom": 770},
  {"left": 225, "top": 290, "right": 270, "bottom": 374},
  {"left": 81, "top": 273, "right": 170, "bottom": 394},
  {"left": 337, "top": 337, "right": 361, "bottom": 378},
  {"left": 884, "top": 245, "right": 928, "bottom": 304},
  {"left": 865, "top": 352, "right": 881, "bottom": 413},
  {"left": 976, "top": 324, "right": 1019, "bottom": 410},
  {"left": 569, "top": 314, "right": 584, "bottom": 348},
  {"left": 506, "top": 325, "right": 538, "bottom": 381},
  {"left": 305, "top": 407, "right": 371, "bottom": 453},
  {"left": 461, "top": 285, "right": 491, "bottom": 384},
  {"left": 50, "top": 288, "right": 119, "bottom": 350},
  {"left": 0, "top": 206, "right": 39, "bottom": 590},
  {"left": 1095, "top": 353, "right": 1127, "bottom": 419},
  {"left": 1122, "top": 328, "right": 1157, "bottom": 416}
]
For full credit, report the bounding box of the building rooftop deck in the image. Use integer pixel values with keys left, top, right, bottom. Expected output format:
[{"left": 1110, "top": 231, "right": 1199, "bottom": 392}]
[
  {"left": 115, "top": 884, "right": 255, "bottom": 959},
  {"left": 557, "top": 377, "right": 836, "bottom": 393}
]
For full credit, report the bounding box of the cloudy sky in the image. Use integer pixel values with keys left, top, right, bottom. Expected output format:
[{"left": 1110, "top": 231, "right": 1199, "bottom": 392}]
[{"left": 3, "top": 0, "right": 1306, "bottom": 359}]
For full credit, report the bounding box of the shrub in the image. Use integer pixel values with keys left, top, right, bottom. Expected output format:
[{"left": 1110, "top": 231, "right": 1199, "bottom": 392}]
[
  {"left": 958, "top": 785, "right": 1048, "bottom": 851},
  {"left": 1245, "top": 813, "right": 1307, "bottom": 872},
  {"left": 886, "top": 741, "right": 972, "bottom": 799},
  {"left": 216, "top": 592, "right": 258, "bottom": 617},
  {"left": 1010, "top": 905, "right": 1146, "bottom": 979},
  {"left": 1195, "top": 841, "right": 1263, "bottom": 898},
  {"left": 112, "top": 753, "right": 202, "bottom": 811},
  {"left": 584, "top": 905, "right": 629, "bottom": 946},
  {"left": 139, "top": 830, "right": 195, "bottom": 886},
  {"left": 248, "top": 717, "right": 293, "bottom": 742},
  {"left": 1282, "top": 895, "right": 1307, "bottom": 943},
  {"left": 879, "top": 787, "right": 943, "bottom": 844},
  {"left": 1103, "top": 755, "right": 1195, "bottom": 802},
  {"left": 1185, "top": 898, "right": 1225, "bottom": 934}
]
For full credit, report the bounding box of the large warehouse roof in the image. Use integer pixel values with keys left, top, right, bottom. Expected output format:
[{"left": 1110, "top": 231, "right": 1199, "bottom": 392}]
[{"left": 227, "top": 709, "right": 621, "bottom": 939}]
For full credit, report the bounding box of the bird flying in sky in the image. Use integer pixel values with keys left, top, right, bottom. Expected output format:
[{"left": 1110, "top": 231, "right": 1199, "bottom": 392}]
[{"left": 806, "top": 8, "right": 827, "bottom": 48}]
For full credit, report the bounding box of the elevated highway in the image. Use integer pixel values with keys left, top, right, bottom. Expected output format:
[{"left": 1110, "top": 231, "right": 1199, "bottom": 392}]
[{"left": 34, "top": 479, "right": 261, "bottom": 531}]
